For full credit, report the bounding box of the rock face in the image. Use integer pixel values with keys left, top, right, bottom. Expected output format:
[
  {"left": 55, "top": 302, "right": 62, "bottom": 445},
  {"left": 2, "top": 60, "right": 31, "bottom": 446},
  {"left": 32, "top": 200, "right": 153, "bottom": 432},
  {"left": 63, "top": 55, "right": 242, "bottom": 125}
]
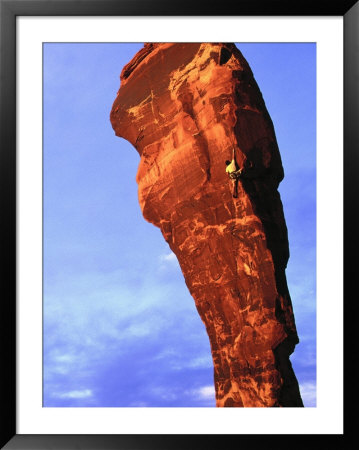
[{"left": 110, "top": 43, "right": 303, "bottom": 407}]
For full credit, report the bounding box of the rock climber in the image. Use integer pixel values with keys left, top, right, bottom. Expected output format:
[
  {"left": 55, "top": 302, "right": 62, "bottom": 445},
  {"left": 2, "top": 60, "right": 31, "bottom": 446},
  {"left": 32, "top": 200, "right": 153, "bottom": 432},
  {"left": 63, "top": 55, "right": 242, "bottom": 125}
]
[{"left": 225, "top": 148, "right": 243, "bottom": 198}]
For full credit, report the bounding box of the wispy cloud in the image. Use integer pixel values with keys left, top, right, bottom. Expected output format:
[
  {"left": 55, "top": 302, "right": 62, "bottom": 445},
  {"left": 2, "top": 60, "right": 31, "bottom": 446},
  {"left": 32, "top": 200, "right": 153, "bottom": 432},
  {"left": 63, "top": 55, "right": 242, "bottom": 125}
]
[
  {"left": 154, "top": 348, "right": 212, "bottom": 371},
  {"left": 299, "top": 381, "right": 316, "bottom": 407},
  {"left": 52, "top": 389, "right": 93, "bottom": 399},
  {"left": 160, "top": 252, "right": 177, "bottom": 262},
  {"left": 291, "top": 345, "right": 316, "bottom": 369},
  {"left": 141, "top": 384, "right": 217, "bottom": 407},
  {"left": 158, "top": 252, "right": 180, "bottom": 273},
  {"left": 128, "top": 401, "right": 149, "bottom": 407},
  {"left": 179, "top": 385, "right": 216, "bottom": 406},
  {"left": 187, "top": 355, "right": 213, "bottom": 369},
  {"left": 195, "top": 385, "right": 216, "bottom": 400},
  {"left": 43, "top": 264, "right": 210, "bottom": 406}
]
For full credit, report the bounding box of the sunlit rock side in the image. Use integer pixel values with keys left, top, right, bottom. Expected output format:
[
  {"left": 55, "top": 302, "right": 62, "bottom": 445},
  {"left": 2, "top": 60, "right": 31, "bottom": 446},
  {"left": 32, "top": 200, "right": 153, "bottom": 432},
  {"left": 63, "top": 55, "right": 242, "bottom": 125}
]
[{"left": 110, "top": 43, "right": 303, "bottom": 407}]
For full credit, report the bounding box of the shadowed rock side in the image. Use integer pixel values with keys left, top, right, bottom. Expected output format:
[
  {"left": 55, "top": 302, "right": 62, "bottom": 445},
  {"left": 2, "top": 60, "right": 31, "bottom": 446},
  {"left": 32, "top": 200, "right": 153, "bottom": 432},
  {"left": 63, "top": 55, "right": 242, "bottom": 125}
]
[{"left": 110, "top": 43, "right": 303, "bottom": 407}]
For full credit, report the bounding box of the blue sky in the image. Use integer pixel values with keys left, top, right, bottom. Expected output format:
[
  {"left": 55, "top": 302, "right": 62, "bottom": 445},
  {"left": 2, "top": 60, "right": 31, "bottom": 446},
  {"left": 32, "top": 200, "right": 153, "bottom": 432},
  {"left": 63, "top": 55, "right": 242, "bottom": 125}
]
[{"left": 43, "top": 43, "right": 316, "bottom": 407}]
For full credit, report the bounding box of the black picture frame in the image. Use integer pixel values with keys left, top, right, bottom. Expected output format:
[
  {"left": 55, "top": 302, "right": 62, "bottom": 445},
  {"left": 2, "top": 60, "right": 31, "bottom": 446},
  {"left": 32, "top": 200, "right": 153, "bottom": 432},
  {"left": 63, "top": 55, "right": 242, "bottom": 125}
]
[{"left": 1, "top": 0, "right": 357, "bottom": 448}]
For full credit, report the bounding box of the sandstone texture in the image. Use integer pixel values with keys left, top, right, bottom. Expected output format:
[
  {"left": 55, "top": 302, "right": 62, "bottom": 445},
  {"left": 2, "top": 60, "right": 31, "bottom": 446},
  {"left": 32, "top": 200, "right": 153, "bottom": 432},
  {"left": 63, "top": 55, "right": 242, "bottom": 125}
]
[{"left": 110, "top": 43, "right": 303, "bottom": 407}]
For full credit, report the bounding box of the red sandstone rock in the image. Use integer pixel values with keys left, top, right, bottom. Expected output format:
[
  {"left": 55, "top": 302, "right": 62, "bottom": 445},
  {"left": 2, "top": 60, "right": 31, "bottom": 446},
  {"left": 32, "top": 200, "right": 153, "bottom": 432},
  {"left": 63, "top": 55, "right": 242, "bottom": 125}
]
[{"left": 110, "top": 43, "right": 303, "bottom": 407}]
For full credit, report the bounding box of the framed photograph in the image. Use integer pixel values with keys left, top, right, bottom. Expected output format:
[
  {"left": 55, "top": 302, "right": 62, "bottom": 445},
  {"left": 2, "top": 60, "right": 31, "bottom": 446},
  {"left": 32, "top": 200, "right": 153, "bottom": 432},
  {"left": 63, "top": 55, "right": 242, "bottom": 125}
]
[{"left": 1, "top": 0, "right": 356, "bottom": 448}]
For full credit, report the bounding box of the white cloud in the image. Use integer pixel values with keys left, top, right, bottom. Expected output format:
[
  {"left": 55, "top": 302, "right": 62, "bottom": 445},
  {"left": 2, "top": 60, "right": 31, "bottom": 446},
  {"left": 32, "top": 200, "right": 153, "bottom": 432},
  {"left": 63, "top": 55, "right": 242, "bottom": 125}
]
[
  {"left": 53, "top": 353, "right": 75, "bottom": 364},
  {"left": 53, "top": 389, "right": 93, "bottom": 399},
  {"left": 291, "top": 348, "right": 316, "bottom": 368},
  {"left": 44, "top": 271, "right": 170, "bottom": 399},
  {"left": 43, "top": 266, "right": 207, "bottom": 405},
  {"left": 125, "top": 321, "right": 156, "bottom": 338},
  {"left": 152, "top": 348, "right": 212, "bottom": 372},
  {"left": 159, "top": 252, "right": 179, "bottom": 272},
  {"left": 170, "top": 355, "right": 213, "bottom": 371},
  {"left": 153, "top": 348, "right": 177, "bottom": 361},
  {"left": 286, "top": 275, "right": 316, "bottom": 318},
  {"left": 160, "top": 252, "right": 177, "bottom": 262},
  {"left": 299, "top": 381, "right": 316, "bottom": 407},
  {"left": 195, "top": 385, "right": 216, "bottom": 400},
  {"left": 187, "top": 355, "right": 213, "bottom": 369},
  {"left": 43, "top": 269, "right": 173, "bottom": 355},
  {"left": 43, "top": 255, "right": 216, "bottom": 407},
  {"left": 148, "top": 386, "right": 178, "bottom": 402},
  {"left": 147, "top": 384, "right": 216, "bottom": 405},
  {"left": 128, "top": 401, "right": 148, "bottom": 407}
]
